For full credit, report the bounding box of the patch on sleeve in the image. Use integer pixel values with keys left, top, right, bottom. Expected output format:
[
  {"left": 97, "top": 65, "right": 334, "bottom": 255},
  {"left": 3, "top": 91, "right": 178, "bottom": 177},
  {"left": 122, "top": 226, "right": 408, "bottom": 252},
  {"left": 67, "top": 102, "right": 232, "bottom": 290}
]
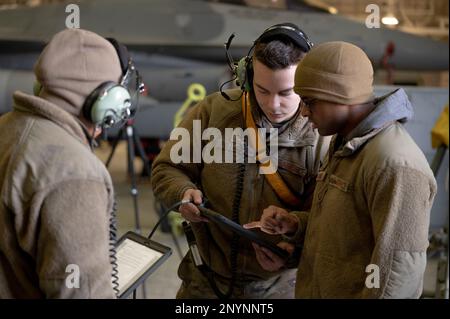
[{"left": 329, "top": 174, "right": 350, "bottom": 192}]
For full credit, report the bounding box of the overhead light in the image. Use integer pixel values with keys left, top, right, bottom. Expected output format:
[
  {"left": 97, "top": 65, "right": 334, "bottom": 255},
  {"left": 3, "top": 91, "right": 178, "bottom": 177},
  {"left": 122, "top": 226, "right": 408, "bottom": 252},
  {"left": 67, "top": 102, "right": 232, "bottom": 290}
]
[
  {"left": 382, "top": 15, "right": 399, "bottom": 26},
  {"left": 304, "top": 0, "right": 338, "bottom": 15},
  {"left": 328, "top": 6, "right": 338, "bottom": 15}
]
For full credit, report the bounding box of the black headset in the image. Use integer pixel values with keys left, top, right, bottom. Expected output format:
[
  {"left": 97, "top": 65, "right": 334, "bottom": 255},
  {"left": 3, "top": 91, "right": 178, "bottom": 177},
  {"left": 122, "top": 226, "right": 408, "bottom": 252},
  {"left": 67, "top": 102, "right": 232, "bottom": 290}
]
[{"left": 221, "top": 22, "right": 313, "bottom": 101}]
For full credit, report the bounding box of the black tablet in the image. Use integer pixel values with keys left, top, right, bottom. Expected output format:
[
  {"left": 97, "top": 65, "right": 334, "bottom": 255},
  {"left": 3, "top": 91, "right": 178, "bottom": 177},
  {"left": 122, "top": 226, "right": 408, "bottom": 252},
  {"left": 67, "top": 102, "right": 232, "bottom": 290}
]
[
  {"left": 115, "top": 231, "right": 172, "bottom": 299},
  {"left": 198, "top": 206, "right": 290, "bottom": 260}
]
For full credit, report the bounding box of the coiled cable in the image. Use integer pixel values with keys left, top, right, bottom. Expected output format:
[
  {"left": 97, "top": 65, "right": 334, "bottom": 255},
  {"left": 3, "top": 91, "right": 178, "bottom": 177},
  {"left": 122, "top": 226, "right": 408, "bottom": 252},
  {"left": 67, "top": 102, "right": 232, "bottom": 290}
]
[{"left": 109, "top": 199, "right": 120, "bottom": 297}]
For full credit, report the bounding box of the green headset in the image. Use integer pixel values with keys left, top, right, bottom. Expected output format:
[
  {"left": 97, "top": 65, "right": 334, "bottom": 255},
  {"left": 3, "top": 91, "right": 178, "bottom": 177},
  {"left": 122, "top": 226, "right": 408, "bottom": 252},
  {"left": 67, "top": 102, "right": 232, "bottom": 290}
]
[
  {"left": 34, "top": 37, "right": 143, "bottom": 128},
  {"left": 82, "top": 38, "right": 143, "bottom": 128},
  {"left": 221, "top": 22, "right": 313, "bottom": 100}
]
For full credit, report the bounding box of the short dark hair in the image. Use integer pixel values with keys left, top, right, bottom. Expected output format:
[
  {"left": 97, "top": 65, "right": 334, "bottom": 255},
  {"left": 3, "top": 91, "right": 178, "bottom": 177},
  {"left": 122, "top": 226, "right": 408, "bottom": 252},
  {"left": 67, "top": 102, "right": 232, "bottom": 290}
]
[{"left": 254, "top": 40, "right": 306, "bottom": 70}]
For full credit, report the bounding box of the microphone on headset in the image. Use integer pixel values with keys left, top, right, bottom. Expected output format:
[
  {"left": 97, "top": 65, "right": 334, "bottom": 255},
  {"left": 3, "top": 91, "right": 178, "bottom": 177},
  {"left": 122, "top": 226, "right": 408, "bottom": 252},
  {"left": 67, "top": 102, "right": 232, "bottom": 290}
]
[
  {"left": 225, "top": 33, "right": 236, "bottom": 70},
  {"left": 220, "top": 33, "right": 244, "bottom": 102}
]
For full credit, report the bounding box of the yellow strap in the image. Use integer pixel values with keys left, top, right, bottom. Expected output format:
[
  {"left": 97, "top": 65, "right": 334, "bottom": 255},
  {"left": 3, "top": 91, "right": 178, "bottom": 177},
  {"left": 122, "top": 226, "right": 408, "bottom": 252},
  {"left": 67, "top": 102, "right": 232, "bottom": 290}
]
[
  {"left": 242, "top": 93, "right": 301, "bottom": 207},
  {"left": 174, "top": 83, "right": 206, "bottom": 128}
]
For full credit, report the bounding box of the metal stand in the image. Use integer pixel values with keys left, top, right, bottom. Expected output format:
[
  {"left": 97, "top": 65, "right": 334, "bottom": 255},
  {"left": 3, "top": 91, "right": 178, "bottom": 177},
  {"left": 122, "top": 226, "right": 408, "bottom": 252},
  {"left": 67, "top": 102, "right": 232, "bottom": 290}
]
[{"left": 106, "top": 119, "right": 151, "bottom": 234}]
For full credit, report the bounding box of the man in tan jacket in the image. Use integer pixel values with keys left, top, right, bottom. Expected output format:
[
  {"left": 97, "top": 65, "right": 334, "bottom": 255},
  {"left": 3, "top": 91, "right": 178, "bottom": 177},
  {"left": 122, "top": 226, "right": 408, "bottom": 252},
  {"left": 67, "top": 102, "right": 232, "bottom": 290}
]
[
  {"left": 151, "top": 23, "right": 329, "bottom": 298},
  {"left": 0, "top": 29, "right": 137, "bottom": 298},
  {"left": 245, "top": 41, "right": 437, "bottom": 298}
]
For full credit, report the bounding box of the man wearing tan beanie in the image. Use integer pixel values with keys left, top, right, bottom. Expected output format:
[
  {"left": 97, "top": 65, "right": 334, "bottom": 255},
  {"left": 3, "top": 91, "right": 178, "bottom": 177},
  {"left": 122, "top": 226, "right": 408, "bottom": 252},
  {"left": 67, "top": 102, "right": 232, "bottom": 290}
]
[
  {"left": 0, "top": 29, "right": 133, "bottom": 298},
  {"left": 246, "top": 41, "right": 437, "bottom": 298}
]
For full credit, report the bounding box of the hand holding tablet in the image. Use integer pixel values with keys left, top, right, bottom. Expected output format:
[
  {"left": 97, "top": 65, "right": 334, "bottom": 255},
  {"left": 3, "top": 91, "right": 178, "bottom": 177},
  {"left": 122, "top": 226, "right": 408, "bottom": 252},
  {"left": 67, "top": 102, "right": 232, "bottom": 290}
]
[{"left": 197, "top": 206, "right": 290, "bottom": 260}]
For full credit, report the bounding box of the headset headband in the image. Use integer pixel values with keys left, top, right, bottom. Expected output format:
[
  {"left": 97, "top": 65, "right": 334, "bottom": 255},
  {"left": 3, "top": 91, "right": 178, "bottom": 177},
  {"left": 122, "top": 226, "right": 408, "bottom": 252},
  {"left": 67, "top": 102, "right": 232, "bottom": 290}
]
[
  {"left": 255, "top": 24, "right": 313, "bottom": 52},
  {"left": 106, "top": 37, "right": 130, "bottom": 76},
  {"left": 220, "top": 23, "right": 312, "bottom": 100}
]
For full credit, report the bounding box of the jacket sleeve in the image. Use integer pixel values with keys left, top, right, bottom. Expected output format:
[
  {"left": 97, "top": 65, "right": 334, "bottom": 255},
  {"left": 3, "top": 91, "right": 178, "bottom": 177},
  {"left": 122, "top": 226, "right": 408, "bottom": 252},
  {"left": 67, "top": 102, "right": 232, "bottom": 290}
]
[
  {"left": 36, "top": 179, "right": 116, "bottom": 299},
  {"left": 282, "top": 210, "right": 309, "bottom": 247},
  {"left": 362, "top": 166, "right": 437, "bottom": 299},
  {"left": 151, "top": 100, "right": 210, "bottom": 207}
]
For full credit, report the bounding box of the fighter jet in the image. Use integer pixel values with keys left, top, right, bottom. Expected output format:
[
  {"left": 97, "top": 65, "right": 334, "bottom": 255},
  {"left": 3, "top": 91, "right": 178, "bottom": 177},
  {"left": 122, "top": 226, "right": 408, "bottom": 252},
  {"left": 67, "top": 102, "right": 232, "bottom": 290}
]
[{"left": 0, "top": 0, "right": 448, "bottom": 138}]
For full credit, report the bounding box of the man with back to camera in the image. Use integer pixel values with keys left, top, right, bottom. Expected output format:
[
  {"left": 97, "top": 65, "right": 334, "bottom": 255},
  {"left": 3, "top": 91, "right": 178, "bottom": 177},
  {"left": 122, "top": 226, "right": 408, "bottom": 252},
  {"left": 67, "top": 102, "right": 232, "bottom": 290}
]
[
  {"left": 245, "top": 41, "right": 437, "bottom": 298},
  {"left": 151, "top": 23, "right": 330, "bottom": 298},
  {"left": 0, "top": 28, "right": 142, "bottom": 298}
]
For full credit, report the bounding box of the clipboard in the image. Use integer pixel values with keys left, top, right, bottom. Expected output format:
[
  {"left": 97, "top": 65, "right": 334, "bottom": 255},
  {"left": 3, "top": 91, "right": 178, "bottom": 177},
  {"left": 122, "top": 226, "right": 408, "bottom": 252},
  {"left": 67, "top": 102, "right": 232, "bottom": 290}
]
[
  {"left": 198, "top": 206, "right": 290, "bottom": 260},
  {"left": 115, "top": 231, "right": 172, "bottom": 298}
]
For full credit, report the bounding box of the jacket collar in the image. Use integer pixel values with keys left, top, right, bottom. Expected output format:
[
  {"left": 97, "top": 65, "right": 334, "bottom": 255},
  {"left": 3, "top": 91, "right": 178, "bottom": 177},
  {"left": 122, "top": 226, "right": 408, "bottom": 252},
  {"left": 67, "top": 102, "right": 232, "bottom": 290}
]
[
  {"left": 333, "top": 89, "right": 413, "bottom": 157},
  {"left": 249, "top": 92, "right": 316, "bottom": 148},
  {"left": 12, "top": 91, "right": 93, "bottom": 150}
]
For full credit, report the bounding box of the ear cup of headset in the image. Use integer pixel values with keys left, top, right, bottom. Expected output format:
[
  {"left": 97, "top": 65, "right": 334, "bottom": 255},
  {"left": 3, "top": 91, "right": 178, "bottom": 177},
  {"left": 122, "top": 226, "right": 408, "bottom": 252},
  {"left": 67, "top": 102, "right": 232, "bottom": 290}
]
[
  {"left": 91, "top": 85, "right": 131, "bottom": 127},
  {"left": 81, "top": 37, "right": 135, "bottom": 127},
  {"left": 235, "top": 56, "right": 252, "bottom": 92},
  {"left": 82, "top": 81, "right": 131, "bottom": 127},
  {"left": 235, "top": 56, "right": 255, "bottom": 93}
]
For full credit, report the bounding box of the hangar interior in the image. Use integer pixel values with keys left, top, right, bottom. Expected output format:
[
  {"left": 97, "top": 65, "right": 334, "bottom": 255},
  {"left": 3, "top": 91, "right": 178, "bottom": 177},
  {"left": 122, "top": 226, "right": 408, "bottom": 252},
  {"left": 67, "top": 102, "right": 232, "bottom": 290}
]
[{"left": 0, "top": 0, "right": 448, "bottom": 299}]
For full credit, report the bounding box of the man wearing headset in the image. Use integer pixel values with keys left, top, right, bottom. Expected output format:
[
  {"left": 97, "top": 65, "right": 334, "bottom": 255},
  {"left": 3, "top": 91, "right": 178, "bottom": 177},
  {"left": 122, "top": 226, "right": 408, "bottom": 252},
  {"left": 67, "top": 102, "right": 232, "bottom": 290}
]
[
  {"left": 152, "top": 23, "right": 329, "bottom": 298},
  {"left": 0, "top": 29, "right": 140, "bottom": 298}
]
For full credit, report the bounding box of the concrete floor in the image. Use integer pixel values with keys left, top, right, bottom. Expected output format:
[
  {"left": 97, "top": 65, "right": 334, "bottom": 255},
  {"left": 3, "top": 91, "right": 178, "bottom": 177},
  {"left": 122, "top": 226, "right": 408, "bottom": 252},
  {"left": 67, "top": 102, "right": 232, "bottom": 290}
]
[{"left": 95, "top": 140, "right": 446, "bottom": 299}]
